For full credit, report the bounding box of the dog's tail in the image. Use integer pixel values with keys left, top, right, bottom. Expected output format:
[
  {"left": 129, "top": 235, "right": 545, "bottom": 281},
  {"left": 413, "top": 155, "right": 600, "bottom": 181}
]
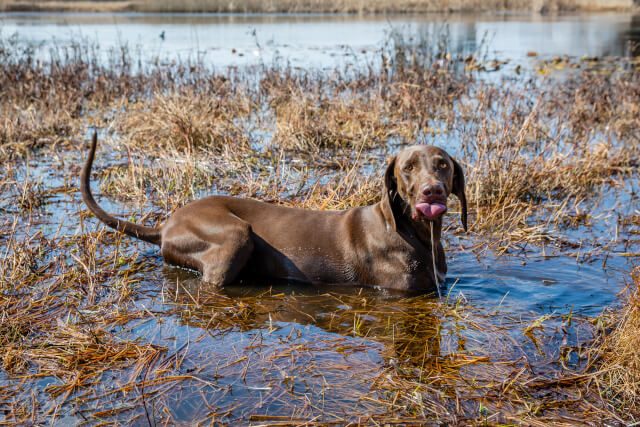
[{"left": 81, "top": 132, "right": 162, "bottom": 246}]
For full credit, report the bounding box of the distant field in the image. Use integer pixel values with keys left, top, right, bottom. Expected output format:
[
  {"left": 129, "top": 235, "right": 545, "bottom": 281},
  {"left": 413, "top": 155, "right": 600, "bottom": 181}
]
[{"left": 0, "top": 0, "right": 634, "bottom": 13}]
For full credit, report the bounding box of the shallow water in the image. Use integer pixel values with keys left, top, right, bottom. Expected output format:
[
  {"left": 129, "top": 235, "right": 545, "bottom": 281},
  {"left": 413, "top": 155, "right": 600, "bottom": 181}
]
[
  {"left": 1, "top": 11, "right": 640, "bottom": 424},
  {"left": 2, "top": 148, "right": 638, "bottom": 422},
  {"left": 1, "top": 12, "right": 640, "bottom": 69},
  {"left": 6, "top": 148, "right": 633, "bottom": 319}
]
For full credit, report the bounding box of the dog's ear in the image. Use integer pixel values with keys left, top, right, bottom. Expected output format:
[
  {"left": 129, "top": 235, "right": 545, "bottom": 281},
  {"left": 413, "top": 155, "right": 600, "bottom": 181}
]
[
  {"left": 381, "top": 156, "right": 398, "bottom": 231},
  {"left": 451, "top": 156, "right": 468, "bottom": 232}
]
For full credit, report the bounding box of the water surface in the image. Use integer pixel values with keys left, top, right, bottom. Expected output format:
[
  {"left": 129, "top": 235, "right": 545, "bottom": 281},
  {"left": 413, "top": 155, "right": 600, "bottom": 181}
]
[
  {"left": 1, "top": 11, "right": 639, "bottom": 424},
  {"left": 1, "top": 12, "right": 640, "bottom": 69}
]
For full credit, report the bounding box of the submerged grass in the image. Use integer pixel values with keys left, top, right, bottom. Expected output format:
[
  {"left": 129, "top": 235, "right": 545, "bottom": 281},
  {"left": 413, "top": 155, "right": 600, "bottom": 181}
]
[{"left": 0, "top": 27, "right": 639, "bottom": 424}]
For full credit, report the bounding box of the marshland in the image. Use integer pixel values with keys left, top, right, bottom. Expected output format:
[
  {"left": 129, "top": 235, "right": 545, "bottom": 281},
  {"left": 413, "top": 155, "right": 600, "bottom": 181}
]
[
  {"left": 0, "top": 0, "right": 635, "bottom": 13},
  {"left": 1, "top": 11, "right": 640, "bottom": 425}
]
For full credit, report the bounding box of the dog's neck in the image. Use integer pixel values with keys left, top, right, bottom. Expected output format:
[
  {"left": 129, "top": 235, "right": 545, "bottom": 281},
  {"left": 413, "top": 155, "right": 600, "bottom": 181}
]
[
  {"left": 376, "top": 199, "right": 443, "bottom": 248},
  {"left": 405, "top": 217, "right": 443, "bottom": 248},
  {"left": 400, "top": 201, "right": 443, "bottom": 247},
  {"left": 407, "top": 216, "right": 446, "bottom": 286}
]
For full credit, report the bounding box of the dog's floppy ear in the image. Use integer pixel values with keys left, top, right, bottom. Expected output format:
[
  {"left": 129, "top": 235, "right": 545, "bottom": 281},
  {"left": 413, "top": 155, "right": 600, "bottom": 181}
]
[
  {"left": 381, "top": 156, "right": 398, "bottom": 231},
  {"left": 451, "top": 156, "right": 468, "bottom": 232}
]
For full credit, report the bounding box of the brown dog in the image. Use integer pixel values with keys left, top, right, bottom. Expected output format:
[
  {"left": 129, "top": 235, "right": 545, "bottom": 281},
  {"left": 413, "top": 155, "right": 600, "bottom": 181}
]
[{"left": 81, "top": 133, "right": 467, "bottom": 292}]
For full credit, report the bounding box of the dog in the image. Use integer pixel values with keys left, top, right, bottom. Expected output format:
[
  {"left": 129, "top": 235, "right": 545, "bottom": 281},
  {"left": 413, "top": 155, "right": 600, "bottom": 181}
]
[{"left": 81, "top": 133, "right": 467, "bottom": 293}]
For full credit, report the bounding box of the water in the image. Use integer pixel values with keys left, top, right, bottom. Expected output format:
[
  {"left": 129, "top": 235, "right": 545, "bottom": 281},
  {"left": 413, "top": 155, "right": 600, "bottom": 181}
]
[
  {"left": 1, "top": 11, "right": 639, "bottom": 423},
  {"left": 2, "top": 137, "right": 635, "bottom": 423},
  {"left": 1, "top": 12, "right": 639, "bottom": 70},
  {"left": 4, "top": 151, "right": 632, "bottom": 423}
]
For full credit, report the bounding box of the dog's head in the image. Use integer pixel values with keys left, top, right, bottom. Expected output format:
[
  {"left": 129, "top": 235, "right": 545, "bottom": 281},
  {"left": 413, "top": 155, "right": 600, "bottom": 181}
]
[{"left": 381, "top": 145, "right": 467, "bottom": 232}]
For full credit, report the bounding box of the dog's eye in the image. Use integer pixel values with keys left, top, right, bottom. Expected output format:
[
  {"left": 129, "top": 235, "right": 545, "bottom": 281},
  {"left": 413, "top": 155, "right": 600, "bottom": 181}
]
[
  {"left": 439, "top": 162, "right": 448, "bottom": 169},
  {"left": 403, "top": 164, "right": 413, "bottom": 172}
]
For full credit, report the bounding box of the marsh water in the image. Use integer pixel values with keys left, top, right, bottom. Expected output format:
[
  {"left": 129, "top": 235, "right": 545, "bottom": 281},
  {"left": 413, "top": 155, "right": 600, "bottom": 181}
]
[
  {"left": 6, "top": 144, "right": 637, "bottom": 423},
  {"left": 2, "top": 12, "right": 640, "bottom": 68},
  {"left": 2, "top": 11, "right": 640, "bottom": 424}
]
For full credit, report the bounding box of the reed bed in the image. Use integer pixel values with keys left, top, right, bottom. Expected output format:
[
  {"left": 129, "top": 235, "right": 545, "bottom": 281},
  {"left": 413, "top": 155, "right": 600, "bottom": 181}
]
[
  {"left": 592, "top": 267, "right": 640, "bottom": 415},
  {"left": 0, "top": 30, "right": 639, "bottom": 424},
  {"left": 0, "top": 0, "right": 632, "bottom": 13}
]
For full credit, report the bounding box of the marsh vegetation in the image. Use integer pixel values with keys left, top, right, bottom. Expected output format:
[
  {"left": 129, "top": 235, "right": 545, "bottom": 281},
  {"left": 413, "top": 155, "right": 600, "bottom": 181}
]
[
  {"left": 0, "top": 23, "right": 640, "bottom": 424},
  {"left": 0, "top": 0, "right": 633, "bottom": 12}
]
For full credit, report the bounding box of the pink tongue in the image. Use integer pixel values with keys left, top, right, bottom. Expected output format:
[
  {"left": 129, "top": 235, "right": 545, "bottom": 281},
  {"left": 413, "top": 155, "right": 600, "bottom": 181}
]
[{"left": 416, "top": 202, "right": 447, "bottom": 219}]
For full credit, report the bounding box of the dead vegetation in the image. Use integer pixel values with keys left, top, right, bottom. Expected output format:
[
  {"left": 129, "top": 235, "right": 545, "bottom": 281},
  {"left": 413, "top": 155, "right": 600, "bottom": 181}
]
[
  {"left": 119, "top": 85, "right": 254, "bottom": 152},
  {"left": 0, "top": 0, "right": 632, "bottom": 12},
  {"left": 594, "top": 267, "right": 640, "bottom": 414},
  {"left": 0, "top": 28, "right": 639, "bottom": 424}
]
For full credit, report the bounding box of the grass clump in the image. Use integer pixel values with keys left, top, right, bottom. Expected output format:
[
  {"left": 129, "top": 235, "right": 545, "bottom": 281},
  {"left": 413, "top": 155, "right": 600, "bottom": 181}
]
[
  {"left": 595, "top": 267, "right": 640, "bottom": 415},
  {"left": 119, "top": 88, "right": 253, "bottom": 154},
  {"left": 99, "top": 147, "right": 217, "bottom": 211},
  {"left": 273, "top": 94, "right": 403, "bottom": 150}
]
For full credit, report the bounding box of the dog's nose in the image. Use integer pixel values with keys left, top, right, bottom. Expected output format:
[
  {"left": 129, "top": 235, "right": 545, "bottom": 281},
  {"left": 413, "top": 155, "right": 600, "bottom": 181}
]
[{"left": 422, "top": 183, "right": 445, "bottom": 199}]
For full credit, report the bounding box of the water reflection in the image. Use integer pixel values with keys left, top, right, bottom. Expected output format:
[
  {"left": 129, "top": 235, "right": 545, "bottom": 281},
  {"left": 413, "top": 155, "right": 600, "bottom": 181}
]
[
  {"left": 146, "top": 254, "right": 597, "bottom": 423},
  {"left": 144, "top": 272, "right": 456, "bottom": 422},
  {"left": 167, "top": 272, "right": 445, "bottom": 366}
]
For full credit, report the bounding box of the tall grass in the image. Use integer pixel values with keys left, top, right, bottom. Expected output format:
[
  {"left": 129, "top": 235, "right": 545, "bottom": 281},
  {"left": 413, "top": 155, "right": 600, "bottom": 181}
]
[
  {"left": 0, "top": 0, "right": 633, "bottom": 12},
  {"left": 595, "top": 267, "right": 640, "bottom": 413}
]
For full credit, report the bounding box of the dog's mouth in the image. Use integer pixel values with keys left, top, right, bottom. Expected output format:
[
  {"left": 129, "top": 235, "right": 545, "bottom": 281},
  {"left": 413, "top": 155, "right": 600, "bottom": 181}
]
[{"left": 415, "top": 199, "right": 447, "bottom": 220}]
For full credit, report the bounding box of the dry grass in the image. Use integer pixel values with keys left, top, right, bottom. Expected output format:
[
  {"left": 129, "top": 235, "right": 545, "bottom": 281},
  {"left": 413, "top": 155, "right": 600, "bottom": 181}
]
[
  {"left": 594, "top": 267, "right": 640, "bottom": 414},
  {"left": 135, "top": 0, "right": 537, "bottom": 13},
  {"left": 273, "top": 94, "right": 404, "bottom": 150},
  {"left": 0, "top": 0, "right": 632, "bottom": 12},
  {"left": 100, "top": 150, "right": 213, "bottom": 209},
  {"left": 0, "top": 29, "right": 640, "bottom": 424},
  {"left": 118, "top": 87, "right": 253, "bottom": 153},
  {"left": 454, "top": 74, "right": 640, "bottom": 251},
  {"left": 0, "top": 1, "right": 136, "bottom": 12}
]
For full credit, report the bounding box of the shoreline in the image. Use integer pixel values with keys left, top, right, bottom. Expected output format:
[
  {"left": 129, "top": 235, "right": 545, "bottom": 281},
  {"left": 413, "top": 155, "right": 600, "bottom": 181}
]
[{"left": 0, "top": 1, "right": 635, "bottom": 14}]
